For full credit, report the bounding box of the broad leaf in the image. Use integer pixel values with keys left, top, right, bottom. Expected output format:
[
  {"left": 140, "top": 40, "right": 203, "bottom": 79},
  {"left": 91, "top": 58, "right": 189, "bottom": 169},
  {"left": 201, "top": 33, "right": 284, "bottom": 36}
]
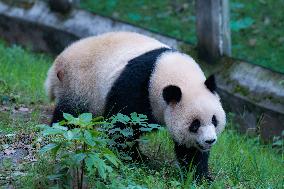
[
  {"left": 104, "top": 154, "right": 119, "bottom": 167},
  {"left": 84, "top": 130, "right": 96, "bottom": 146},
  {"left": 47, "top": 174, "right": 64, "bottom": 180},
  {"left": 130, "top": 113, "right": 148, "bottom": 126},
  {"left": 50, "top": 143, "right": 62, "bottom": 157},
  {"left": 70, "top": 128, "right": 82, "bottom": 140},
  {"left": 41, "top": 127, "right": 65, "bottom": 136},
  {"left": 139, "top": 127, "right": 153, "bottom": 132},
  {"left": 52, "top": 123, "right": 68, "bottom": 131},
  {"left": 37, "top": 124, "right": 50, "bottom": 130},
  {"left": 63, "top": 113, "right": 74, "bottom": 121},
  {"left": 85, "top": 156, "right": 95, "bottom": 173},
  {"left": 120, "top": 128, "right": 134, "bottom": 137},
  {"left": 79, "top": 113, "right": 93, "bottom": 125},
  {"left": 85, "top": 153, "right": 100, "bottom": 173},
  {"left": 111, "top": 113, "right": 130, "bottom": 124},
  {"left": 105, "top": 165, "right": 113, "bottom": 173},
  {"left": 97, "top": 159, "right": 107, "bottom": 179},
  {"left": 69, "top": 118, "right": 80, "bottom": 125},
  {"left": 140, "top": 124, "right": 161, "bottom": 132},
  {"left": 73, "top": 153, "right": 86, "bottom": 164},
  {"left": 63, "top": 130, "right": 74, "bottom": 140},
  {"left": 39, "top": 143, "right": 58, "bottom": 154},
  {"left": 92, "top": 116, "right": 104, "bottom": 122}
]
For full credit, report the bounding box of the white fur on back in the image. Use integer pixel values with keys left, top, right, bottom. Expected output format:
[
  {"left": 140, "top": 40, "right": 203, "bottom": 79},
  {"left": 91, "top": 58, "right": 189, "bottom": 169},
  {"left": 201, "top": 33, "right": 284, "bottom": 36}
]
[{"left": 45, "top": 32, "right": 168, "bottom": 115}]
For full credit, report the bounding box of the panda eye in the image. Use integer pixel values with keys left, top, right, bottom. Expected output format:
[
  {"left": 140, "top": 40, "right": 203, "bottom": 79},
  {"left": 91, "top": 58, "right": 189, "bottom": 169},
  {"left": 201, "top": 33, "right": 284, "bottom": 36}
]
[
  {"left": 189, "top": 119, "right": 200, "bottom": 133},
  {"left": 212, "top": 115, "right": 218, "bottom": 127}
]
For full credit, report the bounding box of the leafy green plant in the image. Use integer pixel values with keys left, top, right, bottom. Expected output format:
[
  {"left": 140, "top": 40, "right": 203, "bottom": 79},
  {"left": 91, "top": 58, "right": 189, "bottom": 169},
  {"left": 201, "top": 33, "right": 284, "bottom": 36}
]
[
  {"left": 38, "top": 112, "right": 162, "bottom": 188},
  {"left": 38, "top": 113, "right": 120, "bottom": 188},
  {"left": 108, "top": 113, "right": 162, "bottom": 155}
]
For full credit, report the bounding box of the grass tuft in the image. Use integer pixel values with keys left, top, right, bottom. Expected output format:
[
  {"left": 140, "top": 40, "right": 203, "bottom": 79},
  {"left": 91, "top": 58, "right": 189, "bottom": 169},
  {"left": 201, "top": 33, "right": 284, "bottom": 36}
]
[{"left": 0, "top": 42, "right": 52, "bottom": 104}]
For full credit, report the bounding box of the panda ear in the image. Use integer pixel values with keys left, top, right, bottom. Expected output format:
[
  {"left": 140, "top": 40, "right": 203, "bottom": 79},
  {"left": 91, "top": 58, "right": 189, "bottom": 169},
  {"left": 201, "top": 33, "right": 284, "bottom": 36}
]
[
  {"left": 205, "top": 74, "right": 216, "bottom": 93},
  {"left": 57, "top": 70, "right": 64, "bottom": 82},
  {"left": 162, "top": 85, "right": 182, "bottom": 104}
]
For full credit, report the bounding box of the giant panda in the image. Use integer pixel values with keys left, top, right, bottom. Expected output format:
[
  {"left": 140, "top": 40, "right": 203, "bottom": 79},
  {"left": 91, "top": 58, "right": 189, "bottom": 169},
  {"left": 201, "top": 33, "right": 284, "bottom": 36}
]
[{"left": 45, "top": 31, "right": 226, "bottom": 181}]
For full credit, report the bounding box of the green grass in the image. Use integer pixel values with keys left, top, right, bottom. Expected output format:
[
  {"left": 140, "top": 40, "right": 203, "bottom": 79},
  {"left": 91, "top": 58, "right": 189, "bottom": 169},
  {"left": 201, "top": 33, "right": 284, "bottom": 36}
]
[
  {"left": 230, "top": 0, "right": 284, "bottom": 73},
  {"left": 139, "top": 128, "right": 284, "bottom": 188},
  {"left": 209, "top": 130, "right": 283, "bottom": 188},
  {"left": 0, "top": 42, "right": 52, "bottom": 134},
  {"left": 0, "top": 42, "right": 283, "bottom": 188},
  {"left": 0, "top": 42, "right": 52, "bottom": 105},
  {"left": 81, "top": 0, "right": 284, "bottom": 73},
  {"left": 80, "top": 0, "right": 196, "bottom": 43}
]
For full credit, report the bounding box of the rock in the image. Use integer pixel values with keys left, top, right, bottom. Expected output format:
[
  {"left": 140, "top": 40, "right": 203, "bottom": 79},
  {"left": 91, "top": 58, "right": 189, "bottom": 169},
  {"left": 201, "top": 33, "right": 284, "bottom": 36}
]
[
  {"left": 18, "top": 107, "right": 29, "bottom": 112},
  {"left": 217, "top": 61, "right": 284, "bottom": 141},
  {"left": 260, "top": 113, "right": 284, "bottom": 143},
  {"left": 235, "top": 111, "right": 257, "bottom": 134}
]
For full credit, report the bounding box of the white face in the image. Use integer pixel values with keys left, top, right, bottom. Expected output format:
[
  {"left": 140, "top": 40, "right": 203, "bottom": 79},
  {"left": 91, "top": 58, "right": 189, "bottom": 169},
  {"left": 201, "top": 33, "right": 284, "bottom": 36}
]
[
  {"left": 148, "top": 52, "right": 226, "bottom": 151},
  {"left": 164, "top": 92, "right": 226, "bottom": 152}
]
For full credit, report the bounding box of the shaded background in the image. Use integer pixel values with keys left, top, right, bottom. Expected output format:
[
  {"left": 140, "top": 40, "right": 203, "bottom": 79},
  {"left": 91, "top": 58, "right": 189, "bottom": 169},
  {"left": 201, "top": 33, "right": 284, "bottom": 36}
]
[{"left": 81, "top": 0, "right": 284, "bottom": 73}]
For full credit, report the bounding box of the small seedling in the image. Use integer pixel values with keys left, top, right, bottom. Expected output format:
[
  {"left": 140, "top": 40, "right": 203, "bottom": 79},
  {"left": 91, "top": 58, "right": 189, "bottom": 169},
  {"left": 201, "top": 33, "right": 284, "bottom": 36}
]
[{"left": 38, "top": 113, "right": 120, "bottom": 188}]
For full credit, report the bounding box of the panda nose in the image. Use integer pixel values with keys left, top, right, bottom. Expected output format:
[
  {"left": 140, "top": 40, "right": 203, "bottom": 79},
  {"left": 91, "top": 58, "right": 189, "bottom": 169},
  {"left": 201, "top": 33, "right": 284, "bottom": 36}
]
[{"left": 205, "top": 139, "right": 216, "bottom": 144}]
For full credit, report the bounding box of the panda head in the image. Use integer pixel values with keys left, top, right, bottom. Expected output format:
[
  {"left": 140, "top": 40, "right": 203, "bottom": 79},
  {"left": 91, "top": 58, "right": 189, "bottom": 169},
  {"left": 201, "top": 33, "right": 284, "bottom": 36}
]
[{"left": 162, "top": 75, "right": 226, "bottom": 152}]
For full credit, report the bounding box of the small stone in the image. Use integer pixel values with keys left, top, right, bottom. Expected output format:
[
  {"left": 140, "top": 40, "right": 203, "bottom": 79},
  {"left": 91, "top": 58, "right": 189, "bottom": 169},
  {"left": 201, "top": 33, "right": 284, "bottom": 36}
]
[
  {"left": 4, "top": 149, "right": 16, "bottom": 155},
  {"left": 18, "top": 107, "right": 29, "bottom": 112},
  {"left": 260, "top": 113, "right": 284, "bottom": 143}
]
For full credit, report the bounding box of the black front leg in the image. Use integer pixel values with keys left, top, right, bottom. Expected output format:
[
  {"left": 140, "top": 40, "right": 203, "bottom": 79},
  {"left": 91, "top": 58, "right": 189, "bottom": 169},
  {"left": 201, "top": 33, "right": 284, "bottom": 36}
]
[
  {"left": 174, "top": 142, "right": 212, "bottom": 182},
  {"left": 108, "top": 122, "right": 148, "bottom": 162},
  {"left": 50, "top": 97, "right": 88, "bottom": 126}
]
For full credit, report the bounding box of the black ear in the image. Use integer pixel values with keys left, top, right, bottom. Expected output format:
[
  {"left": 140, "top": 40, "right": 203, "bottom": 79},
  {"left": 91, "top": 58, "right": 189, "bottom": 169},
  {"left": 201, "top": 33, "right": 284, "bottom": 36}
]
[
  {"left": 205, "top": 75, "right": 216, "bottom": 93},
  {"left": 162, "top": 85, "right": 182, "bottom": 104}
]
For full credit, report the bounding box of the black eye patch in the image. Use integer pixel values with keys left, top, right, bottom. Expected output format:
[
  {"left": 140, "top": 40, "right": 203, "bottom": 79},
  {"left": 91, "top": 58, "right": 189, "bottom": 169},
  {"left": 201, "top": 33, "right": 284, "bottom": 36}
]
[
  {"left": 189, "top": 119, "right": 200, "bottom": 133},
  {"left": 212, "top": 115, "right": 218, "bottom": 127}
]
